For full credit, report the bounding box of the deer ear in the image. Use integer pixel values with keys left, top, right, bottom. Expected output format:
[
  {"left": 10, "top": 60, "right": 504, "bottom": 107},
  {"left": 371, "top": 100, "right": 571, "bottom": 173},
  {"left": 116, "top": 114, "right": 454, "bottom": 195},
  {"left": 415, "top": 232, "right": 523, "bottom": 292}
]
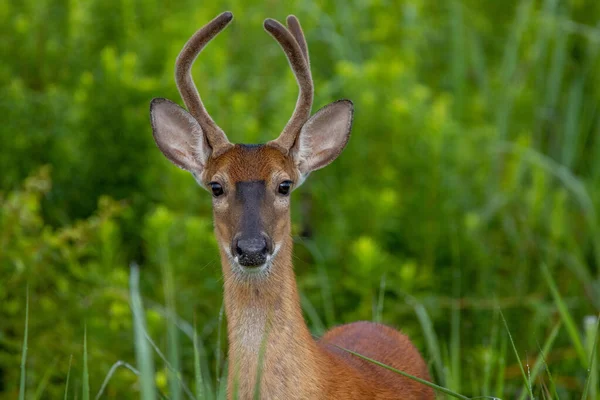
[
  {"left": 150, "top": 98, "right": 210, "bottom": 172},
  {"left": 293, "top": 100, "right": 353, "bottom": 177}
]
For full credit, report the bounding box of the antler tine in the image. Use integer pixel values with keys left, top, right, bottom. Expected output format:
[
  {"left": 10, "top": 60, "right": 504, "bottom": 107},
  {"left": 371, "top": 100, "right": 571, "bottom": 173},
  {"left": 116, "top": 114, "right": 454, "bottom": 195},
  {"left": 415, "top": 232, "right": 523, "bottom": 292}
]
[
  {"left": 176, "top": 11, "right": 233, "bottom": 155},
  {"left": 286, "top": 15, "right": 310, "bottom": 66},
  {"left": 264, "top": 17, "right": 314, "bottom": 153}
]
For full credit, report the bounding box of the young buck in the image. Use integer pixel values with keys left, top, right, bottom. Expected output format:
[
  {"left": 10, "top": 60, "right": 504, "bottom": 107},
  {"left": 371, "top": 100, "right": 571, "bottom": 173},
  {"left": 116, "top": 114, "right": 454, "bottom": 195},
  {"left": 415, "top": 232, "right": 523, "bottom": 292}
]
[{"left": 150, "top": 11, "right": 434, "bottom": 400}]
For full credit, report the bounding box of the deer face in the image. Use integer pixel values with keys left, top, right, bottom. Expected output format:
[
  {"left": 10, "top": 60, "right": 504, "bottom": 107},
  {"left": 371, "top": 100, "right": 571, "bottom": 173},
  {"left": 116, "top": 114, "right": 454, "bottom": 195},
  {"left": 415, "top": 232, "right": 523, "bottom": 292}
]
[
  {"left": 149, "top": 13, "right": 353, "bottom": 275},
  {"left": 205, "top": 144, "right": 296, "bottom": 269}
]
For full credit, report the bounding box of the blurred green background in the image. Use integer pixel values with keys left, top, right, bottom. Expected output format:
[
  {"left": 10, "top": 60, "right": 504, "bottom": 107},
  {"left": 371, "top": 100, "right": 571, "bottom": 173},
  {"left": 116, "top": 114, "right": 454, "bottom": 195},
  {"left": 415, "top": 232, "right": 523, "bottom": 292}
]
[{"left": 1, "top": 0, "right": 600, "bottom": 398}]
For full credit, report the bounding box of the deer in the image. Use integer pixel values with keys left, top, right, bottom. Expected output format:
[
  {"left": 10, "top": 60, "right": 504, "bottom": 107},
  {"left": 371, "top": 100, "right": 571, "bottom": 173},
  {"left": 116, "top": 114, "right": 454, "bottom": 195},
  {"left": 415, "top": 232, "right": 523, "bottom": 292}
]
[{"left": 149, "top": 11, "right": 434, "bottom": 400}]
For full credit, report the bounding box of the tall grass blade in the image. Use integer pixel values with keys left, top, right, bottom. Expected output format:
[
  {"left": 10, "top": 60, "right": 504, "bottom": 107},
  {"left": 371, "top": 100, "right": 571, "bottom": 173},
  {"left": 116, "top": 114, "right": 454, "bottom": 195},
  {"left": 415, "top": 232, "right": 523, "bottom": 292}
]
[
  {"left": 483, "top": 311, "right": 499, "bottom": 395},
  {"left": 300, "top": 293, "right": 326, "bottom": 335},
  {"left": 142, "top": 331, "right": 195, "bottom": 399},
  {"left": 545, "top": 18, "right": 568, "bottom": 115},
  {"left": 83, "top": 326, "right": 90, "bottom": 400},
  {"left": 301, "top": 239, "right": 336, "bottom": 325},
  {"left": 130, "top": 262, "right": 157, "bottom": 400},
  {"left": 162, "top": 253, "right": 182, "bottom": 400},
  {"left": 582, "top": 314, "right": 599, "bottom": 400},
  {"left": 531, "top": 0, "right": 559, "bottom": 147},
  {"left": 317, "top": 262, "right": 336, "bottom": 327},
  {"left": 34, "top": 358, "right": 58, "bottom": 400},
  {"left": 541, "top": 263, "right": 588, "bottom": 366},
  {"left": 409, "top": 297, "right": 445, "bottom": 386},
  {"left": 193, "top": 317, "right": 207, "bottom": 400},
  {"left": 450, "top": 0, "right": 465, "bottom": 119},
  {"left": 517, "top": 321, "right": 561, "bottom": 400},
  {"left": 374, "top": 273, "right": 386, "bottom": 323},
  {"left": 18, "top": 286, "right": 29, "bottom": 400},
  {"left": 499, "top": 309, "right": 533, "bottom": 399},
  {"left": 95, "top": 361, "right": 140, "bottom": 400},
  {"left": 450, "top": 262, "right": 461, "bottom": 392},
  {"left": 64, "top": 355, "right": 73, "bottom": 400},
  {"left": 561, "top": 77, "right": 584, "bottom": 169},
  {"left": 592, "top": 121, "right": 600, "bottom": 186},
  {"left": 538, "top": 341, "right": 559, "bottom": 400},
  {"left": 216, "top": 362, "right": 228, "bottom": 400},
  {"left": 495, "top": 331, "right": 507, "bottom": 399},
  {"left": 335, "top": 345, "right": 473, "bottom": 400},
  {"left": 495, "top": 0, "right": 534, "bottom": 141}
]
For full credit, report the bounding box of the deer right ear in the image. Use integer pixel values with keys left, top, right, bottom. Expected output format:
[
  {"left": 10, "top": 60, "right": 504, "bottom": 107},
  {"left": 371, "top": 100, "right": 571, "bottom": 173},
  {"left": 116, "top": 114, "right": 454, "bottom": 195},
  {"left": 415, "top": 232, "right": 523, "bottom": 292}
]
[
  {"left": 150, "top": 98, "right": 210, "bottom": 172},
  {"left": 292, "top": 100, "right": 354, "bottom": 178}
]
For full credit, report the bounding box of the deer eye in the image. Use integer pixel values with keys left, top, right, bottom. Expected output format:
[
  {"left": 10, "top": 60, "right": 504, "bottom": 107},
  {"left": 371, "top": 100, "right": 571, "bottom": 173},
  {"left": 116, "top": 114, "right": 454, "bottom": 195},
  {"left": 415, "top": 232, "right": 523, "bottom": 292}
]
[
  {"left": 278, "top": 180, "right": 293, "bottom": 196},
  {"left": 210, "top": 182, "right": 224, "bottom": 197}
]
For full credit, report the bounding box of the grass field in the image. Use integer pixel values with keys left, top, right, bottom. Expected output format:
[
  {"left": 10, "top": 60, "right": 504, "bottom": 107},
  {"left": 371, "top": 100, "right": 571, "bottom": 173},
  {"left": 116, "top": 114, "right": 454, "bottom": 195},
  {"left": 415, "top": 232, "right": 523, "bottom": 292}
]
[
  {"left": 15, "top": 263, "right": 600, "bottom": 399},
  {"left": 2, "top": 0, "right": 600, "bottom": 398}
]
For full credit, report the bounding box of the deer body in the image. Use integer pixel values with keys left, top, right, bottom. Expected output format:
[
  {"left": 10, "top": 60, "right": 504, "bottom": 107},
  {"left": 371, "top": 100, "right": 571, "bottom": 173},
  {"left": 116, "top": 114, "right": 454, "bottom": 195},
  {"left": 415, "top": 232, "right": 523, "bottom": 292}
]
[{"left": 150, "top": 12, "right": 434, "bottom": 400}]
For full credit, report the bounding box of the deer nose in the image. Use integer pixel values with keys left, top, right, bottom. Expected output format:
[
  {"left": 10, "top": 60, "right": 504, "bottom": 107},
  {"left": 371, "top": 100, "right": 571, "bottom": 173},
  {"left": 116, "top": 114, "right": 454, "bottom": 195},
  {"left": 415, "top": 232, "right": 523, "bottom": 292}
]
[{"left": 234, "top": 235, "right": 270, "bottom": 267}]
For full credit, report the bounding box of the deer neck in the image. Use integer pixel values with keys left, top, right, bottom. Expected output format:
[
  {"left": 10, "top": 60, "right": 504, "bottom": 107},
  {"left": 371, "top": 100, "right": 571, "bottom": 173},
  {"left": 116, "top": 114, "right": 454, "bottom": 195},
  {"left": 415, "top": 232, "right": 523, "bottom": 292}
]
[{"left": 220, "top": 235, "right": 326, "bottom": 399}]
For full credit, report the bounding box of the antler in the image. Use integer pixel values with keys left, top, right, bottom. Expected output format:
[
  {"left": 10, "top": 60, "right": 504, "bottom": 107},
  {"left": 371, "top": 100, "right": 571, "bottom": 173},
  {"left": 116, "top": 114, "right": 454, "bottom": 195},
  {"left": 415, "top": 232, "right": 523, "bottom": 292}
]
[
  {"left": 264, "top": 16, "right": 314, "bottom": 153},
  {"left": 176, "top": 11, "right": 233, "bottom": 156}
]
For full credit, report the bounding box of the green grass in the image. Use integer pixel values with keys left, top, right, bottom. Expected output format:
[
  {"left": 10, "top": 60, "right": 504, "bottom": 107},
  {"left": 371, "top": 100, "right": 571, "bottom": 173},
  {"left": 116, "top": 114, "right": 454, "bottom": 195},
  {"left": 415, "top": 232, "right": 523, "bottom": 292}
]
[
  {"left": 408, "top": 295, "right": 445, "bottom": 386},
  {"left": 130, "top": 263, "right": 157, "bottom": 400},
  {"left": 83, "top": 327, "right": 90, "bottom": 400},
  {"left": 64, "top": 355, "right": 72, "bottom": 400},
  {"left": 516, "top": 321, "right": 561, "bottom": 400},
  {"left": 157, "top": 231, "right": 182, "bottom": 400},
  {"left": 582, "top": 315, "right": 600, "bottom": 400},
  {"left": 501, "top": 309, "right": 533, "bottom": 400},
  {"left": 542, "top": 263, "right": 588, "bottom": 367},
  {"left": 18, "top": 287, "right": 28, "bottom": 400},
  {"left": 193, "top": 316, "right": 208, "bottom": 400},
  {"left": 16, "top": 264, "right": 599, "bottom": 400},
  {"left": 5, "top": 2, "right": 600, "bottom": 399}
]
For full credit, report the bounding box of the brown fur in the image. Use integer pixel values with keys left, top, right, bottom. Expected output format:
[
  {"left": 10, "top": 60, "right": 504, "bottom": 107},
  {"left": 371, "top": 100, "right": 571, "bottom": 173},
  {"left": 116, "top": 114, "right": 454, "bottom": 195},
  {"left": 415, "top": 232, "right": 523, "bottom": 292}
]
[
  {"left": 200, "top": 145, "right": 434, "bottom": 400},
  {"left": 319, "top": 322, "right": 434, "bottom": 399}
]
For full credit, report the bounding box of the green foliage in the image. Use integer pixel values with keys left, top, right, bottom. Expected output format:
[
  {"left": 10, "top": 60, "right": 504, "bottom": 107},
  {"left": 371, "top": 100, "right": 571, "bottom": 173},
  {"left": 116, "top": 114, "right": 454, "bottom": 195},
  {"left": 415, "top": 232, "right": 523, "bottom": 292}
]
[{"left": 1, "top": 0, "right": 600, "bottom": 398}]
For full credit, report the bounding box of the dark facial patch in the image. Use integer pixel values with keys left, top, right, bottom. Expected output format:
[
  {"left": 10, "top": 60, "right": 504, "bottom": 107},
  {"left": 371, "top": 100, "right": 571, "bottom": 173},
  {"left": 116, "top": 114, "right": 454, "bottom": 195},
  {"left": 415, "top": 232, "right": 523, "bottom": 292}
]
[
  {"left": 236, "top": 180, "right": 266, "bottom": 236},
  {"left": 234, "top": 180, "right": 271, "bottom": 266}
]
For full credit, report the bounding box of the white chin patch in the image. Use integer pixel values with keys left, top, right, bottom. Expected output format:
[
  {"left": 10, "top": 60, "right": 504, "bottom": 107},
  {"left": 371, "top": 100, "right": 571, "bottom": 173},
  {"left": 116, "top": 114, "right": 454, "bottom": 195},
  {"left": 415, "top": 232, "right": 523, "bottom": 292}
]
[{"left": 236, "top": 260, "right": 270, "bottom": 274}]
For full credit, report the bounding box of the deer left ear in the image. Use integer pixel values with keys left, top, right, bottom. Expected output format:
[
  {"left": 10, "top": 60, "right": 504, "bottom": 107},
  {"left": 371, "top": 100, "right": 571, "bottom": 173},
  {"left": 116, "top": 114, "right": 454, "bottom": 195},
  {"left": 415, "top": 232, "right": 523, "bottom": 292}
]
[
  {"left": 150, "top": 98, "right": 210, "bottom": 172},
  {"left": 293, "top": 100, "right": 354, "bottom": 177}
]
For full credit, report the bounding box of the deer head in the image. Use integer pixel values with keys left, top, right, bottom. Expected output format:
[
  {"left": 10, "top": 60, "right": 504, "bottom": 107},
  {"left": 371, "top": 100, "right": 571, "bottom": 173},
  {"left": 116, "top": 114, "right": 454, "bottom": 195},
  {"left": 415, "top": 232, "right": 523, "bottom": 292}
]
[{"left": 150, "top": 12, "right": 353, "bottom": 277}]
